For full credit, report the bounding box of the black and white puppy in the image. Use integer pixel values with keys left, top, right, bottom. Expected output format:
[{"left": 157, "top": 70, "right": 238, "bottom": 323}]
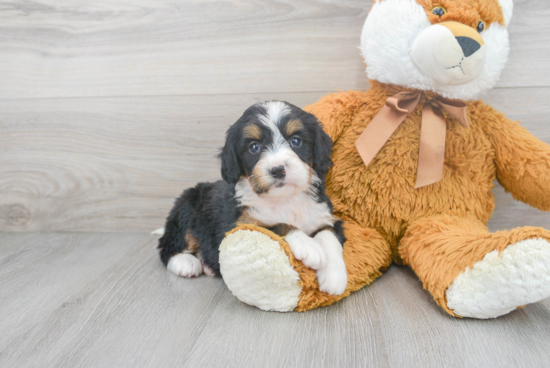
[{"left": 158, "top": 101, "right": 348, "bottom": 295}]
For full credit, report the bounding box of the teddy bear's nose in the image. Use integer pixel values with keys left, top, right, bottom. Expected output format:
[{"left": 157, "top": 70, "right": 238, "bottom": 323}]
[{"left": 456, "top": 36, "right": 481, "bottom": 57}]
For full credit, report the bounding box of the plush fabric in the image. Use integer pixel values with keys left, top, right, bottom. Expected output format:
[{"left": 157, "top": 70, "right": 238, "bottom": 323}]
[
  {"left": 221, "top": 223, "right": 392, "bottom": 312},
  {"left": 360, "top": 0, "right": 510, "bottom": 100},
  {"left": 302, "top": 81, "right": 550, "bottom": 314},
  {"left": 446, "top": 237, "right": 550, "bottom": 319},
  {"left": 218, "top": 0, "right": 550, "bottom": 318},
  {"left": 219, "top": 226, "right": 302, "bottom": 312}
]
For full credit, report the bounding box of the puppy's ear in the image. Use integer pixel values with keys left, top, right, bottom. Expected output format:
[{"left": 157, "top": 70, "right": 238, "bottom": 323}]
[
  {"left": 311, "top": 118, "right": 333, "bottom": 179},
  {"left": 218, "top": 125, "right": 242, "bottom": 184}
]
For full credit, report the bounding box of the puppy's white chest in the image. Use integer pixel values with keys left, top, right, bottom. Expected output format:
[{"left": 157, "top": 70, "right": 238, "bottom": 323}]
[{"left": 245, "top": 193, "right": 334, "bottom": 234}]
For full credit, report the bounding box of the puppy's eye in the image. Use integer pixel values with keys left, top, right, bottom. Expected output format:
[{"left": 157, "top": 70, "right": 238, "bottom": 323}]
[
  {"left": 432, "top": 6, "right": 446, "bottom": 17},
  {"left": 290, "top": 136, "right": 302, "bottom": 147},
  {"left": 249, "top": 142, "right": 260, "bottom": 154},
  {"left": 477, "top": 20, "right": 485, "bottom": 33}
]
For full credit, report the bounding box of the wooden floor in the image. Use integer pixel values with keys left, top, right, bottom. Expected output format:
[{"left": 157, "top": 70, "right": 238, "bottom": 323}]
[{"left": 1, "top": 232, "right": 549, "bottom": 368}]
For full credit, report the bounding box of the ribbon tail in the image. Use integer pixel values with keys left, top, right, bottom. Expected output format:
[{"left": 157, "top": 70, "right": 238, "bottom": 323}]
[
  {"left": 355, "top": 105, "right": 410, "bottom": 167},
  {"left": 415, "top": 104, "right": 447, "bottom": 189},
  {"left": 355, "top": 93, "right": 420, "bottom": 167},
  {"left": 437, "top": 99, "right": 469, "bottom": 128}
]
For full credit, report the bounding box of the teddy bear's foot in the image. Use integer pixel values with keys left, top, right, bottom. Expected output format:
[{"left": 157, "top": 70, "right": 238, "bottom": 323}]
[
  {"left": 220, "top": 222, "right": 392, "bottom": 312},
  {"left": 446, "top": 238, "right": 550, "bottom": 319},
  {"left": 219, "top": 228, "right": 302, "bottom": 312}
]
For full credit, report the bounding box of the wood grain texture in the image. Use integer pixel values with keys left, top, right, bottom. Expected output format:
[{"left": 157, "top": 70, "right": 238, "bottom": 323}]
[
  {"left": 1, "top": 0, "right": 550, "bottom": 233},
  {"left": 0, "top": 0, "right": 370, "bottom": 99},
  {"left": 0, "top": 92, "right": 323, "bottom": 232},
  {"left": 0, "top": 0, "right": 549, "bottom": 100},
  {"left": 2, "top": 2, "right": 549, "bottom": 366},
  {"left": 0, "top": 232, "right": 549, "bottom": 368},
  {"left": 2, "top": 87, "right": 550, "bottom": 232}
]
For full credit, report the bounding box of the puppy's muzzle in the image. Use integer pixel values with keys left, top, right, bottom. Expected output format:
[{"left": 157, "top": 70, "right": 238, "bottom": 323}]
[
  {"left": 410, "top": 21, "right": 486, "bottom": 85},
  {"left": 269, "top": 165, "right": 286, "bottom": 179}
]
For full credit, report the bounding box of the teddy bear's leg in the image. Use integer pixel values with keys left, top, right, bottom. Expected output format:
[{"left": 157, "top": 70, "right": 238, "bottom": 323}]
[
  {"left": 399, "top": 213, "right": 550, "bottom": 319},
  {"left": 219, "top": 222, "right": 392, "bottom": 312}
]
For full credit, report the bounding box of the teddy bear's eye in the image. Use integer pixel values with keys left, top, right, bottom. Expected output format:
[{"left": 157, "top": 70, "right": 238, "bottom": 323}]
[
  {"left": 432, "top": 6, "right": 446, "bottom": 17},
  {"left": 477, "top": 20, "right": 486, "bottom": 33}
]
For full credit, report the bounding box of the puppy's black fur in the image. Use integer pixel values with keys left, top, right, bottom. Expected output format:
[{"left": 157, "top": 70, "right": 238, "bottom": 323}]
[
  {"left": 158, "top": 101, "right": 344, "bottom": 277},
  {"left": 158, "top": 181, "right": 241, "bottom": 275}
]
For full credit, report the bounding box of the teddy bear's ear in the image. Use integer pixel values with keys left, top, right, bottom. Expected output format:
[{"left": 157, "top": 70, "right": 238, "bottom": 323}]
[{"left": 499, "top": 0, "right": 513, "bottom": 26}]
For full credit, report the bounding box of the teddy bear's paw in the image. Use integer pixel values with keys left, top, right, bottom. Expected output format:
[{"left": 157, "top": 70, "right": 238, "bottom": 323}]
[
  {"left": 316, "top": 258, "right": 348, "bottom": 296},
  {"left": 285, "top": 230, "right": 328, "bottom": 270},
  {"left": 446, "top": 238, "right": 550, "bottom": 319},
  {"left": 167, "top": 254, "right": 203, "bottom": 278},
  {"left": 219, "top": 229, "right": 302, "bottom": 312}
]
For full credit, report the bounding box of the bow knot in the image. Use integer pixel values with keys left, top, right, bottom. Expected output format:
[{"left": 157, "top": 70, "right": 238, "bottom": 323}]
[{"left": 355, "top": 91, "right": 469, "bottom": 188}]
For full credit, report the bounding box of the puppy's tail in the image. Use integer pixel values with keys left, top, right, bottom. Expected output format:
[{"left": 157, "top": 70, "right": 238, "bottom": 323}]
[{"left": 151, "top": 228, "right": 165, "bottom": 236}]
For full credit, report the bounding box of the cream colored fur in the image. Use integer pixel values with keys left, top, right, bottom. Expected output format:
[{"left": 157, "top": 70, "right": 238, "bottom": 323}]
[
  {"left": 499, "top": 0, "right": 513, "bottom": 26},
  {"left": 446, "top": 238, "right": 550, "bottom": 319},
  {"left": 361, "top": 0, "right": 510, "bottom": 101},
  {"left": 219, "top": 229, "right": 302, "bottom": 312}
]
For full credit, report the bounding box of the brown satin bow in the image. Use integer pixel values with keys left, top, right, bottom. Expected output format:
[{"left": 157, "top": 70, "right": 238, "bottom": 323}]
[{"left": 355, "top": 92, "right": 469, "bottom": 188}]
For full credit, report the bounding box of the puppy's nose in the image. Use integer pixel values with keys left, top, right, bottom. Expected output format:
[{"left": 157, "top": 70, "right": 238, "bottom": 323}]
[
  {"left": 269, "top": 165, "right": 286, "bottom": 179},
  {"left": 455, "top": 36, "right": 481, "bottom": 57}
]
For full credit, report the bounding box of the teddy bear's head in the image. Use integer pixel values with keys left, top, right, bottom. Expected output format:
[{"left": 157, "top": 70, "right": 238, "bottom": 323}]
[{"left": 360, "top": 0, "right": 513, "bottom": 100}]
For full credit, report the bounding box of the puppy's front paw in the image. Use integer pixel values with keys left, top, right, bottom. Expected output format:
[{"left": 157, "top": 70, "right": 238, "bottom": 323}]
[
  {"left": 285, "top": 231, "right": 327, "bottom": 270},
  {"left": 316, "top": 259, "right": 348, "bottom": 295},
  {"left": 167, "top": 254, "right": 203, "bottom": 278}
]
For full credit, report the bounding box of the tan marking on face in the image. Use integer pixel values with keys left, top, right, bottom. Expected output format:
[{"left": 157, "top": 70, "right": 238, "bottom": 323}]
[
  {"left": 243, "top": 124, "right": 262, "bottom": 140},
  {"left": 184, "top": 231, "right": 200, "bottom": 254},
  {"left": 285, "top": 119, "right": 304, "bottom": 137},
  {"left": 249, "top": 164, "right": 272, "bottom": 194}
]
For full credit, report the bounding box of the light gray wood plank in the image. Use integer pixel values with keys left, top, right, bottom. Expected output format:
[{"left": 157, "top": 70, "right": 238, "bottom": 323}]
[
  {"left": 0, "top": 92, "right": 323, "bottom": 232},
  {"left": 0, "top": 0, "right": 370, "bottom": 99},
  {"left": 490, "top": 183, "right": 550, "bottom": 231},
  {"left": 2, "top": 87, "right": 550, "bottom": 233},
  {"left": 501, "top": 0, "right": 550, "bottom": 90},
  {"left": 0, "top": 233, "right": 151, "bottom": 355},
  {"left": 0, "top": 232, "right": 229, "bottom": 368},
  {"left": 1, "top": 233, "right": 549, "bottom": 368},
  {"left": 0, "top": 0, "right": 548, "bottom": 100},
  {"left": 184, "top": 265, "right": 550, "bottom": 368}
]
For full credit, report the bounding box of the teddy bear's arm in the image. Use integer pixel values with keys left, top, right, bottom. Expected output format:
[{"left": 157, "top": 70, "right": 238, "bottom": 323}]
[
  {"left": 305, "top": 91, "right": 365, "bottom": 142},
  {"left": 480, "top": 104, "right": 550, "bottom": 211}
]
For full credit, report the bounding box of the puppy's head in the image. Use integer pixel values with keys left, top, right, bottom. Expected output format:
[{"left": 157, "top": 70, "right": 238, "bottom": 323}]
[{"left": 219, "top": 101, "right": 332, "bottom": 198}]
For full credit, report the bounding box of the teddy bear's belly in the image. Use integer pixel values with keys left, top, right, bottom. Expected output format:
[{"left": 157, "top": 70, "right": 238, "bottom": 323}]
[{"left": 326, "top": 119, "right": 496, "bottom": 248}]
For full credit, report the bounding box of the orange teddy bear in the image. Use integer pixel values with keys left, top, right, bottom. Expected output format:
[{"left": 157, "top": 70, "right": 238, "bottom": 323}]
[{"left": 219, "top": 0, "right": 550, "bottom": 318}]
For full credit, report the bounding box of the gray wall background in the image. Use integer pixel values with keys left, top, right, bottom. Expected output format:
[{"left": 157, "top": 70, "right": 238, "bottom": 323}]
[{"left": 1, "top": 0, "right": 549, "bottom": 232}]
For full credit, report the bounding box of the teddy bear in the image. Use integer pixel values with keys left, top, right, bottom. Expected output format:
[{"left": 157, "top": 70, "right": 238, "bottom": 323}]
[{"left": 217, "top": 0, "right": 550, "bottom": 319}]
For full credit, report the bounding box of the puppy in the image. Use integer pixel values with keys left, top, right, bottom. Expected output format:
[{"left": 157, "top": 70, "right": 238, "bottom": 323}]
[{"left": 158, "top": 101, "right": 348, "bottom": 295}]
